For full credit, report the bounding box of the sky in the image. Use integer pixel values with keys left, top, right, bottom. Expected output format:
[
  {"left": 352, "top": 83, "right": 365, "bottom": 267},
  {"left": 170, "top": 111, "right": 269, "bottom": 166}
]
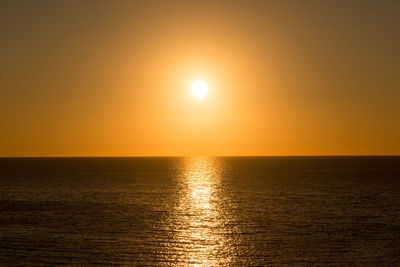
[{"left": 1, "top": 0, "right": 399, "bottom": 156}]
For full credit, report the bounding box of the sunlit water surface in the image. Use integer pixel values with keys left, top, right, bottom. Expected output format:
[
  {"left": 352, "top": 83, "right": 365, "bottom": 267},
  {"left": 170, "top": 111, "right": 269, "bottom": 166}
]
[{"left": 0, "top": 157, "right": 399, "bottom": 265}]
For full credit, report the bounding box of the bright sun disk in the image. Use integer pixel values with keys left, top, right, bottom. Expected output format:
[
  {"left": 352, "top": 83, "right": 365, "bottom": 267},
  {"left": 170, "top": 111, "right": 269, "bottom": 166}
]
[{"left": 191, "top": 80, "right": 208, "bottom": 98}]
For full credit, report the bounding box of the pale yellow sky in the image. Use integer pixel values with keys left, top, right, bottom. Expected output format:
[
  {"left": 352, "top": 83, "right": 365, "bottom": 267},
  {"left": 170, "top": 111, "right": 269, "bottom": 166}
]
[{"left": 1, "top": 0, "right": 399, "bottom": 156}]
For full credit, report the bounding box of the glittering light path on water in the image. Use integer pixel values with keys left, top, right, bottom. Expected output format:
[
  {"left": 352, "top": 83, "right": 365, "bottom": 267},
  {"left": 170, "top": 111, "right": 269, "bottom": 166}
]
[{"left": 172, "top": 158, "right": 234, "bottom": 265}]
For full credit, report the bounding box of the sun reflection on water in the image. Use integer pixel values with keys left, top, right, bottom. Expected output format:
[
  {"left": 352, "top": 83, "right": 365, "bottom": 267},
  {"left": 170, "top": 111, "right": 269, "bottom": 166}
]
[{"left": 172, "top": 157, "right": 231, "bottom": 266}]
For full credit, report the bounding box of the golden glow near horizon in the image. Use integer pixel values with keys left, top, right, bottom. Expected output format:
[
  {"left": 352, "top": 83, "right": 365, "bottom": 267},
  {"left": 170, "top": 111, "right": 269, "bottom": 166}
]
[{"left": 191, "top": 80, "right": 208, "bottom": 98}]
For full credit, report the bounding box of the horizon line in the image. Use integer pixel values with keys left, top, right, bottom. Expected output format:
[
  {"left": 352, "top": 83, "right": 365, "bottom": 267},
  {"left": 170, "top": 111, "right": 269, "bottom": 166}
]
[{"left": 0, "top": 154, "right": 400, "bottom": 159}]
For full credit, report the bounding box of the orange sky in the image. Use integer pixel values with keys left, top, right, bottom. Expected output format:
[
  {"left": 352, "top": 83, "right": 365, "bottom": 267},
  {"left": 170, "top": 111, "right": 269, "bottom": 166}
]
[{"left": 1, "top": 0, "right": 399, "bottom": 156}]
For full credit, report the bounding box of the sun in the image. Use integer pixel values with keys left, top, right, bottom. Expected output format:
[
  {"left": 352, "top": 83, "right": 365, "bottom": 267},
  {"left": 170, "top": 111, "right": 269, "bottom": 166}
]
[{"left": 191, "top": 80, "right": 208, "bottom": 98}]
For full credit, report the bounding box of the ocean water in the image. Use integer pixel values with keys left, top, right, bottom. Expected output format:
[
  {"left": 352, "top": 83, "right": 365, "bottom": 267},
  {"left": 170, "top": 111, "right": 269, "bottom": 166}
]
[{"left": 0, "top": 156, "right": 399, "bottom": 266}]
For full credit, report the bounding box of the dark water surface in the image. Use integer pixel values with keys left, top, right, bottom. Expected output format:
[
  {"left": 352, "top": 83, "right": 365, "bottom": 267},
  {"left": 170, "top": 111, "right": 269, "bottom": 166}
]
[{"left": 0, "top": 157, "right": 399, "bottom": 266}]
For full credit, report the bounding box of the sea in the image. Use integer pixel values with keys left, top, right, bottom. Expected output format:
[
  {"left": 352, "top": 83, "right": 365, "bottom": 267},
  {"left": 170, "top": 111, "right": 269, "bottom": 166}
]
[{"left": 0, "top": 156, "right": 399, "bottom": 266}]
